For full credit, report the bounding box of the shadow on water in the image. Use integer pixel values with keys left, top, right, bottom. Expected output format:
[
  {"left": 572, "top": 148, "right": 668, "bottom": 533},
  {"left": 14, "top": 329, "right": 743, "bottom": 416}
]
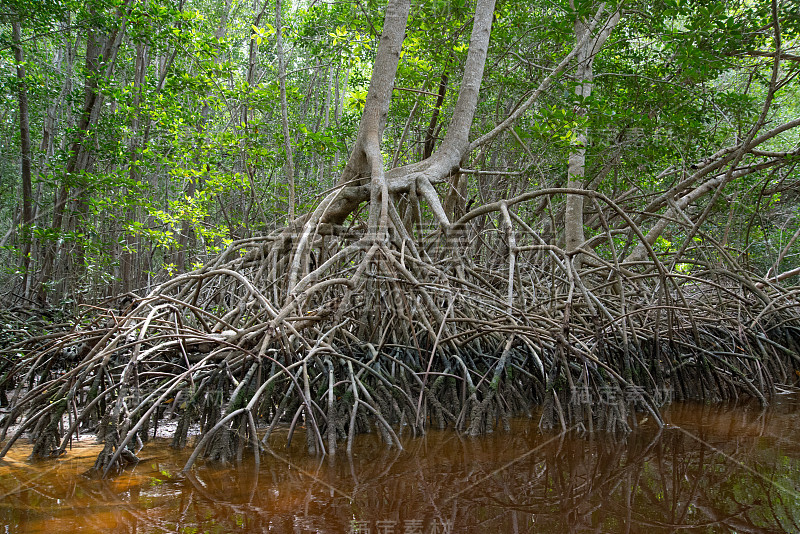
[{"left": 2, "top": 397, "right": 800, "bottom": 533}]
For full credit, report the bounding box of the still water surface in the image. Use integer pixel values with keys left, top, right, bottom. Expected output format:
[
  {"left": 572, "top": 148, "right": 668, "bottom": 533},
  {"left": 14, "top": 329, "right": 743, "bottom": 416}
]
[{"left": 2, "top": 398, "right": 800, "bottom": 533}]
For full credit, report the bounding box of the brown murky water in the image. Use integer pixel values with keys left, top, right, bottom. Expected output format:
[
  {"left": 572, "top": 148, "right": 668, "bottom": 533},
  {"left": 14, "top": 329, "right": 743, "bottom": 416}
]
[{"left": 2, "top": 397, "right": 800, "bottom": 533}]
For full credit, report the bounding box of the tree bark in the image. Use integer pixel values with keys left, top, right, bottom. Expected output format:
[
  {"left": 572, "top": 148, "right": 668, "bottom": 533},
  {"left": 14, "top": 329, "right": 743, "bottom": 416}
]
[{"left": 423, "top": 72, "right": 448, "bottom": 160}]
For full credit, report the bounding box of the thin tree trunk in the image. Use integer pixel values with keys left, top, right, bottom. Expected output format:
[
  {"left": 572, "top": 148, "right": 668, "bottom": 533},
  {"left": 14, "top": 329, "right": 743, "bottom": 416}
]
[
  {"left": 624, "top": 120, "right": 800, "bottom": 263},
  {"left": 276, "top": 0, "right": 296, "bottom": 221},
  {"left": 37, "top": 2, "right": 131, "bottom": 304},
  {"left": 423, "top": 72, "right": 448, "bottom": 160},
  {"left": 37, "top": 20, "right": 76, "bottom": 228},
  {"left": 11, "top": 19, "right": 34, "bottom": 302},
  {"left": 121, "top": 39, "right": 148, "bottom": 293},
  {"left": 565, "top": 5, "right": 620, "bottom": 257},
  {"left": 74, "top": 7, "right": 129, "bottom": 279}
]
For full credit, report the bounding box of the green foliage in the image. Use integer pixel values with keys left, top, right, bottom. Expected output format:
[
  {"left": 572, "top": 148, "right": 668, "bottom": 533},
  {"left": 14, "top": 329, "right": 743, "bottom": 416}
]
[{"left": 0, "top": 0, "right": 797, "bottom": 300}]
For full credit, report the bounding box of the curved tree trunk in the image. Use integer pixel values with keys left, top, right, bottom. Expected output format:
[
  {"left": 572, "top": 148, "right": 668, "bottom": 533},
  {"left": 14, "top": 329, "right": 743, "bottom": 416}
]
[{"left": 317, "top": 0, "right": 496, "bottom": 232}]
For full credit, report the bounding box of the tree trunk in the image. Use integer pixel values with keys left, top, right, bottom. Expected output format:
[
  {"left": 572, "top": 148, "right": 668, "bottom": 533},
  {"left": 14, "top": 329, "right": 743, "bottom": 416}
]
[
  {"left": 318, "top": 0, "right": 497, "bottom": 231},
  {"left": 276, "top": 0, "right": 296, "bottom": 221},
  {"left": 176, "top": 0, "right": 232, "bottom": 273},
  {"left": 624, "top": 116, "right": 800, "bottom": 263},
  {"left": 565, "top": 4, "right": 620, "bottom": 258},
  {"left": 121, "top": 39, "right": 149, "bottom": 294},
  {"left": 423, "top": 72, "right": 448, "bottom": 160},
  {"left": 11, "top": 19, "right": 34, "bottom": 302},
  {"left": 37, "top": 2, "right": 131, "bottom": 304}
]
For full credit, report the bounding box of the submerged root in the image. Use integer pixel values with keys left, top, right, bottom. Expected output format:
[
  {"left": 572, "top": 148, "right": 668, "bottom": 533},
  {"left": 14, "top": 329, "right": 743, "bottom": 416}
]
[
  {"left": 2, "top": 194, "right": 799, "bottom": 476},
  {"left": 29, "top": 397, "right": 67, "bottom": 460},
  {"left": 85, "top": 420, "right": 140, "bottom": 478}
]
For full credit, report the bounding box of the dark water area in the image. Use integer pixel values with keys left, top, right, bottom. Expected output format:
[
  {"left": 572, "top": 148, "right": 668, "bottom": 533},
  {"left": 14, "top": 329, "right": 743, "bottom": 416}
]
[{"left": 2, "top": 397, "right": 800, "bottom": 533}]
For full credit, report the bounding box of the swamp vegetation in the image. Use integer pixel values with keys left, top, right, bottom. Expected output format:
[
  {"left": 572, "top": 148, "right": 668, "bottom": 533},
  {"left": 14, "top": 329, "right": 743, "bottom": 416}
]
[{"left": 0, "top": 0, "right": 800, "bottom": 479}]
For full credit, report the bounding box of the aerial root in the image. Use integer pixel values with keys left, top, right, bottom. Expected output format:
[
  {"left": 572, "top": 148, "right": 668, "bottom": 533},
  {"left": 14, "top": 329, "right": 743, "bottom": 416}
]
[{"left": 1, "top": 205, "right": 799, "bottom": 475}]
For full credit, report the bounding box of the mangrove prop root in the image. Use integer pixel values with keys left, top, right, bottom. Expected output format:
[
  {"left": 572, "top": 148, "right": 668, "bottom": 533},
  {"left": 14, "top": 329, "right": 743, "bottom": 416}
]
[{"left": 2, "top": 197, "right": 799, "bottom": 476}]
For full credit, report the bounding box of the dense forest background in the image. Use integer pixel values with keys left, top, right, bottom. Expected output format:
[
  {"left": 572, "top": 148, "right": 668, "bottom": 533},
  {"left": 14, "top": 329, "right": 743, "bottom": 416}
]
[{"left": 1, "top": 0, "right": 798, "bottom": 307}]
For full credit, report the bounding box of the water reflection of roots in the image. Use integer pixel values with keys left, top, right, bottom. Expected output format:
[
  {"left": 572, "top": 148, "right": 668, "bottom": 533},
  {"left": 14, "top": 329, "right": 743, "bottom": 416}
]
[{"left": 1, "top": 205, "right": 799, "bottom": 476}]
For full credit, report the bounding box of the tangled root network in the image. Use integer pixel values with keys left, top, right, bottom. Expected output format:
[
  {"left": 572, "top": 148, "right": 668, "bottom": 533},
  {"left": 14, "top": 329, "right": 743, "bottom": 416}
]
[{"left": 2, "top": 195, "right": 799, "bottom": 477}]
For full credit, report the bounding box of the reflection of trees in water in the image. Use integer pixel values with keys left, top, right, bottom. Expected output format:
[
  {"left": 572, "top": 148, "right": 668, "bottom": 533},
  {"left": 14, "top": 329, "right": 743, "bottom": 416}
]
[
  {"left": 431, "top": 407, "right": 800, "bottom": 533},
  {"left": 2, "top": 405, "right": 799, "bottom": 533},
  {"left": 0, "top": 452, "right": 179, "bottom": 533},
  {"left": 657, "top": 403, "right": 800, "bottom": 534},
  {"left": 168, "top": 412, "right": 800, "bottom": 534}
]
